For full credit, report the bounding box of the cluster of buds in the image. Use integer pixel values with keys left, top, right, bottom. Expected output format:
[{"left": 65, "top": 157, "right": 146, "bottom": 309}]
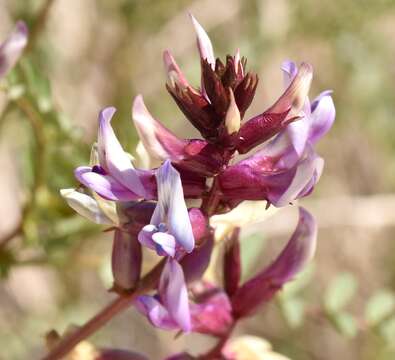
[{"left": 61, "top": 14, "right": 335, "bottom": 359}]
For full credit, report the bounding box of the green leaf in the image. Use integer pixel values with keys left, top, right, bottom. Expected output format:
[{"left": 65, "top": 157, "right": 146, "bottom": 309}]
[
  {"left": 280, "top": 297, "right": 305, "bottom": 329},
  {"left": 365, "top": 290, "right": 395, "bottom": 327},
  {"left": 324, "top": 272, "right": 358, "bottom": 313},
  {"left": 331, "top": 312, "right": 358, "bottom": 338}
]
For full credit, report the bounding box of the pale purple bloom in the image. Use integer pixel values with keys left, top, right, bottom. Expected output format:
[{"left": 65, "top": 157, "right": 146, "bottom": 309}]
[
  {"left": 136, "top": 258, "right": 191, "bottom": 332},
  {"left": 75, "top": 107, "right": 151, "bottom": 201},
  {"left": 231, "top": 207, "right": 317, "bottom": 317},
  {"left": 0, "top": 21, "right": 28, "bottom": 79},
  {"left": 138, "top": 160, "right": 194, "bottom": 257}
]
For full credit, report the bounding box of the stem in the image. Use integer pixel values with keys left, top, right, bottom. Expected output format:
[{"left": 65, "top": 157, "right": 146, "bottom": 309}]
[
  {"left": 42, "top": 258, "right": 166, "bottom": 360},
  {"left": 202, "top": 177, "right": 221, "bottom": 216}
]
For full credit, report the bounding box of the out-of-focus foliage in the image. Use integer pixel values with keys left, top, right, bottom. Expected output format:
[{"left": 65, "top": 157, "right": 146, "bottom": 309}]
[{"left": 2, "top": 0, "right": 395, "bottom": 359}]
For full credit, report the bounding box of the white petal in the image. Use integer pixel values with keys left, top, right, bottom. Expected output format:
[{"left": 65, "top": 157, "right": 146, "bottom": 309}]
[
  {"left": 154, "top": 160, "right": 195, "bottom": 253},
  {"left": 98, "top": 107, "right": 146, "bottom": 197},
  {"left": 190, "top": 14, "right": 215, "bottom": 68},
  {"left": 60, "top": 188, "right": 113, "bottom": 225}
]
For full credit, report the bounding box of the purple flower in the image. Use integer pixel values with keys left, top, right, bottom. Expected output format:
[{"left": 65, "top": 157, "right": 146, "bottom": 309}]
[
  {"left": 136, "top": 258, "right": 191, "bottom": 332},
  {"left": 231, "top": 207, "right": 317, "bottom": 318},
  {"left": 137, "top": 259, "right": 234, "bottom": 336},
  {"left": 75, "top": 108, "right": 207, "bottom": 201},
  {"left": 218, "top": 144, "right": 323, "bottom": 207},
  {"left": 0, "top": 21, "right": 28, "bottom": 79},
  {"left": 219, "top": 60, "right": 335, "bottom": 207},
  {"left": 75, "top": 107, "right": 151, "bottom": 201},
  {"left": 138, "top": 160, "right": 195, "bottom": 257}
]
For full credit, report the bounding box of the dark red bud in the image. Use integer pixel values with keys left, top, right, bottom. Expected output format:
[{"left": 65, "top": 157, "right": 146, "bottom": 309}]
[
  {"left": 201, "top": 59, "right": 229, "bottom": 115},
  {"left": 167, "top": 84, "right": 219, "bottom": 140},
  {"left": 234, "top": 72, "right": 258, "bottom": 117},
  {"left": 111, "top": 229, "right": 142, "bottom": 291},
  {"left": 223, "top": 227, "right": 241, "bottom": 297}
]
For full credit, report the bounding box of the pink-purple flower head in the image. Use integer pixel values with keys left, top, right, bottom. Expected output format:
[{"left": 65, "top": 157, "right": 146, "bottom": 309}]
[
  {"left": 138, "top": 160, "right": 195, "bottom": 257},
  {"left": 0, "top": 21, "right": 28, "bottom": 79}
]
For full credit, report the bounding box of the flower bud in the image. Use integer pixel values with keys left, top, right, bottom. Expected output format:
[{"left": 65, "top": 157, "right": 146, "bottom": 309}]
[
  {"left": 231, "top": 208, "right": 317, "bottom": 318},
  {"left": 223, "top": 227, "right": 241, "bottom": 297},
  {"left": 111, "top": 229, "right": 142, "bottom": 291}
]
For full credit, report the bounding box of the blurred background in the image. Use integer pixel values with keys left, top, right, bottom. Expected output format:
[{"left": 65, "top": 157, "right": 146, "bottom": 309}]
[{"left": 1, "top": 0, "right": 395, "bottom": 359}]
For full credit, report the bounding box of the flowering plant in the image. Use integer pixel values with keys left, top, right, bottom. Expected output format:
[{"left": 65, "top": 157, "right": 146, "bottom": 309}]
[{"left": 54, "top": 14, "right": 335, "bottom": 360}]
